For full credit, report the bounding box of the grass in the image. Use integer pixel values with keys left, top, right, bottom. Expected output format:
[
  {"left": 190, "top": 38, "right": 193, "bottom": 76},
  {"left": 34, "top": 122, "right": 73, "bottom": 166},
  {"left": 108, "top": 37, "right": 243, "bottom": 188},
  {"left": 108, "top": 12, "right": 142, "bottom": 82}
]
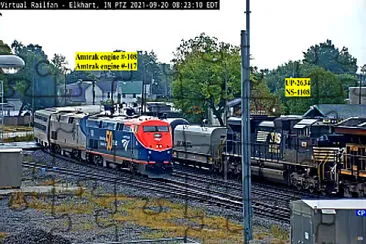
[
  {"left": 23, "top": 188, "right": 289, "bottom": 243},
  {"left": 0, "top": 125, "right": 33, "bottom": 132},
  {"left": 0, "top": 232, "right": 9, "bottom": 242},
  {"left": 270, "top": 225, "right": 290, "bottom": 242},
  {"left": 4, "top": 134, "right": 34, "bottom": 142}
]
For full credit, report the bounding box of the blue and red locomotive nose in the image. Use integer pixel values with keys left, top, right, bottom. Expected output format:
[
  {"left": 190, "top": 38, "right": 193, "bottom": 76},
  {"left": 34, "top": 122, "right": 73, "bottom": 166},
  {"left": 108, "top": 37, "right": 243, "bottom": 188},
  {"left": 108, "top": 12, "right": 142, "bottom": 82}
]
[
  {"left": 144, "top": 148, "right": 172, "bottom": 164},
  {"left": 141, "top": 149, "right": 173, "bottom": 177},
  {"left": 126, "top": 119, "right": 173, "bottom": 152}
]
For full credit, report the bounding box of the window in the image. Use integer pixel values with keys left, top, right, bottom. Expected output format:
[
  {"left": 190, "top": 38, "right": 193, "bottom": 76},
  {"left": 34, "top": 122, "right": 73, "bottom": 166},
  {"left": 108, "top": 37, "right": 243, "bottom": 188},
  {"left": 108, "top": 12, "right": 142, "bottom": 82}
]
[
  {"left": 34, "top": 122, "right": 47, "bottom": 131},
  {"left": 89, "top": 139, "right": 98, "bottom": 149},
  {"left": 102, "top": 122, "right": 116, "bottom": 130},
  {"left": 143, "top": 126, "right": 169, "bottom": 132},
  {"left": 51, "top": 131, "right": 57, "bottom": 140},
  {"left": 34, "top": 114, "right": 48, "bottom": 122},
  {"left": 124, "top": 126, "right": 132, "bottom": 132},
  {"left": 123, "top": 94, "right": 126, "bottom": 98},
  {"left": 68, "top": 117, "right": 74, "bottom": 124},
  {"left": 117, "top": 123, "right": 124, "bottom": 131},
  {"left": 107, "top": 92, "right": 110, "bottom": 99},
  {"left": 133, "top": 93, "right": 136, "bottom": 98},
  {"left": 86, "top": 120, "right": 101, "bottom": 128}
]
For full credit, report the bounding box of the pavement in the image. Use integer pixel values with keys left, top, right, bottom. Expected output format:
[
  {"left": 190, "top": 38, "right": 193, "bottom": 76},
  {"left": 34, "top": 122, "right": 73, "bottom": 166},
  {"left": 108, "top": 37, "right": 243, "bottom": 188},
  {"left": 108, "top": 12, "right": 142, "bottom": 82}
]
[
  {"left": 0, "top": 141, "right": 41, "bottom": 150},
  {"left": 2, "top": 131, "right": 33, "bottom": 139},
  {"left": 0, "top": 183, "right": 82, "bottom": 196}
]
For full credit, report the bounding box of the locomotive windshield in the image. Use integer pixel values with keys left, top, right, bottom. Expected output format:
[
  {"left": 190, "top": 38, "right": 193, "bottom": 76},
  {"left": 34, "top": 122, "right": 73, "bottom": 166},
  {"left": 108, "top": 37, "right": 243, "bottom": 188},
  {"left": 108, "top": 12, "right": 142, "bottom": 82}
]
[{"left": 143, "top": 126, "right": 169, "bottom": 132}]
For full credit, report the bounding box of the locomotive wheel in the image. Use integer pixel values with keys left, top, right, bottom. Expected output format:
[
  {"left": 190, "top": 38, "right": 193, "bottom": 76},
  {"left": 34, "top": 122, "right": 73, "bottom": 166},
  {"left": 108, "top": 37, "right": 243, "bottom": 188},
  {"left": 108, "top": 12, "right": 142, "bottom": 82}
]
[
  {"left": 94, "top": 156, "right": 103, "bottom": 166},
  {"left": 54, "top": 145, "right": 61, "bottom": 155},
  {"left": 71, "top": 150, "right": 80, "bottom": 160},
  {"left": 129, "top": 163, "right": 136, "bottom": 176}
]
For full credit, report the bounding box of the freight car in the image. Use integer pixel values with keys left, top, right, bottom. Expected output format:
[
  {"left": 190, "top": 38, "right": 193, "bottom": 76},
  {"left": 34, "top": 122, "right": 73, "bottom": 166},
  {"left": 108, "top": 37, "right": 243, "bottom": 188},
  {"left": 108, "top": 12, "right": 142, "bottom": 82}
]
[
  {"left": 172, "top": 116, "right": 366, "bottom": 196},
  {"left": 172, "top": 125, "right": 227, "bottom": 169}
]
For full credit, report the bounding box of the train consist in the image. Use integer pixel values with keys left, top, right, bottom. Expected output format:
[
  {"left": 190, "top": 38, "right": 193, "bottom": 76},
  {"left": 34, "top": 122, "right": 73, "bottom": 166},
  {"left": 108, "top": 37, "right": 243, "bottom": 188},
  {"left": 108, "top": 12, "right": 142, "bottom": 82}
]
[
  {"left": 33, "top": 105, "right": 366, "bottom": 196},
  {"left": 172, "top": 116, "right": 366, "bottom": 197},
  {"left": 34, "top": 106, "right": 173, "bottom": 178}
]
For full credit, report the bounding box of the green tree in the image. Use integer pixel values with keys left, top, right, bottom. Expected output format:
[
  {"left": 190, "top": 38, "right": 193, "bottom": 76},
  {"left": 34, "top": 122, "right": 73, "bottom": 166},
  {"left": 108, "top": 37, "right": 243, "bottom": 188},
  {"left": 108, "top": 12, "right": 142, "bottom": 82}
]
[
  {"left": 10, "top": 41, "right": 63, "bottom": 114},
  {"left": 172, "top": 33, "right": 282, "bottom": 125},
  {"left": 264, "top": 40, "right": 359, "bottom": 114},
  {"left": 285, "top": 67, "right": 345, "bottom": 114},
  {"left": 303, "top": 39, "right": 358, "bottom": 75},
  {"left": 0, "top": 40, "right": 11, "bottom": 55},
  {"left": 0, "top": 40, "right": 12, "bottom": 98},
  {"left": 250, "top": 67, "right": 283, "bottom": 115},
  {"left": 172, "top": 33, "right": 241, "bottom": 125}
]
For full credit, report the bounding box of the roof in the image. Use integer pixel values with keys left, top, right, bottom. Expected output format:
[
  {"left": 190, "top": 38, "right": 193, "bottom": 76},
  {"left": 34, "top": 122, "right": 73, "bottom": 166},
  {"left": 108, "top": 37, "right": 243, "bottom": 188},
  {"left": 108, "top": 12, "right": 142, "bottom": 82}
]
[
  {"left": 336, "top": 117, "right": 366, "bottom": 127},
  {"left": 258, "top": 121, "right": 274, "bottom": 127},
  {"left": 175, "top": 125, "right": 227, "bottom": 135},
  {"left": 66, "top": 81, "right": 93, "bottom": 103},
  {"left": 334, "top": 117, "right": 366, "bottom": 135},
  {"left": 96, "top": 80, "right": 119, "bottom": 92},
  {"left": 301, "top": 199, "right": 366, "bottom": 210},
  {"left": 119, "top": 81, "right": 143, "bottom": 94},
  {"left": 227, "top": 98, "right": 241, "bottom": 107},
  {"left": 303, "top": 104, "right": 366, "bottom": 119},
  {"left": 293, "top": 119, "right": 318, "bottom": 129}
]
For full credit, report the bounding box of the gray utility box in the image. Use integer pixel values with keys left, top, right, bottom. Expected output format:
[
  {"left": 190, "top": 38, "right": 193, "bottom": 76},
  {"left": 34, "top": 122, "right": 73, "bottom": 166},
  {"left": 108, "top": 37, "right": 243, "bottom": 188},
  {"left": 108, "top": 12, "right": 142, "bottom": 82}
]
[
  {"left": 0, "top": 148, "right": 23, "bottom": 188},
  {"left": 290, "top": 199, "right": 366, "bottom": 244}
]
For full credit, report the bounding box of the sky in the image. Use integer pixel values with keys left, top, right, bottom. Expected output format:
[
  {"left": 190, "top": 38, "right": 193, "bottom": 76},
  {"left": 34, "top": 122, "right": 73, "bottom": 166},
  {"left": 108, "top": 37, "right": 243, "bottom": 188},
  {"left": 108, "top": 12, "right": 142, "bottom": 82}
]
[{"left": 0, "top": 0, "right": 365, "bottom": 71}]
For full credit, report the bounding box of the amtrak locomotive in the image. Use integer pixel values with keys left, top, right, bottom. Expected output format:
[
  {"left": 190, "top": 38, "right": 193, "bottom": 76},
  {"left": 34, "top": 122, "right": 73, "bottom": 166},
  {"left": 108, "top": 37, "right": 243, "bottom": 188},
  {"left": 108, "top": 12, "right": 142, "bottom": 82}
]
[{"left": 34, "top": 106, "right": 173, "bottom": 178}]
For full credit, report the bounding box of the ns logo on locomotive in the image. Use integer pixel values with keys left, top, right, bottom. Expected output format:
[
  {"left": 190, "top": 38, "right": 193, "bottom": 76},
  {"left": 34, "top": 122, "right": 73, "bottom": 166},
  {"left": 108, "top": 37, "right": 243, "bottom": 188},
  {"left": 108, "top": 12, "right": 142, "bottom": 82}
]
[{"left": 33, "top": 106, "right": 173, "bottom": 178}]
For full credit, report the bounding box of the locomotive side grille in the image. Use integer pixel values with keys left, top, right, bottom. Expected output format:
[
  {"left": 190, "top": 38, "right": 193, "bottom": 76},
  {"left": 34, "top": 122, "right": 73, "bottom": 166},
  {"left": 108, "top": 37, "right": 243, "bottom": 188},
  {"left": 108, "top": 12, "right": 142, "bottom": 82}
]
[{"left": 312, "top": 147, "right": 340, "bottom": 163}]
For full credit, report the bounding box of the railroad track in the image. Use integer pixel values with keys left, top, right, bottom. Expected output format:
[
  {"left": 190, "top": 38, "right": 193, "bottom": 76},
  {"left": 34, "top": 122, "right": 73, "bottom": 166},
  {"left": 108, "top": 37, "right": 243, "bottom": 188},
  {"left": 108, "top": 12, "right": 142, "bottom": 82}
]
[
  {"left": 172, "top": 164, "right": 326, "bottom": 200},
  {"left": 23, "top": 152, "right": 291, "bottom": 222},
  {"left": 171, "top": 170, "right": 297, "bottom": 205}
]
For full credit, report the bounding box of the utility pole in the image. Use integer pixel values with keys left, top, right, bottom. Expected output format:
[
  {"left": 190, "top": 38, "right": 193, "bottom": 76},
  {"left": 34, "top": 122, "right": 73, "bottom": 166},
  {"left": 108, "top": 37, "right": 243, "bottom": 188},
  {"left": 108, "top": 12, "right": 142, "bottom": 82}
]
[
  {"left": 0, "top": 80, "right": 3, "bottom": 143},
  {"left": 359, "top": 74, "right": 362, "bottom": 105},
  {"left": 92, "top": 80, "right": 95, "bottom": 105},
  {"left": 241, "top": 0, "right": 253, "bottom": 242},
  {"left": 314, "top": 46, "right": 319, "bottom": 106},
  {"left": 359, "top": 65, "right": 366, "bottom": 104}
]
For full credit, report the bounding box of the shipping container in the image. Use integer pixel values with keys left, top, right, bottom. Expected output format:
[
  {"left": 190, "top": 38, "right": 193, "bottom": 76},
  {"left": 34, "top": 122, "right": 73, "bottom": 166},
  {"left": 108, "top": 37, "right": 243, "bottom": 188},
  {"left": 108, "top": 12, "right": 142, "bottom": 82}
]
[{"left": 290, "top": 199, "right": 366, "bottom": 244}]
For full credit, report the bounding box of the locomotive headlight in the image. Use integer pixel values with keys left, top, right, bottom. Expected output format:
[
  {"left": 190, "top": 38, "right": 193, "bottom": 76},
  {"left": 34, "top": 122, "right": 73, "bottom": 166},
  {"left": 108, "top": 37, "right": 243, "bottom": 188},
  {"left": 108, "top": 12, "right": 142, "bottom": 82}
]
[{"left": 148, "top": 151, "right": 152, "bottom": 154}]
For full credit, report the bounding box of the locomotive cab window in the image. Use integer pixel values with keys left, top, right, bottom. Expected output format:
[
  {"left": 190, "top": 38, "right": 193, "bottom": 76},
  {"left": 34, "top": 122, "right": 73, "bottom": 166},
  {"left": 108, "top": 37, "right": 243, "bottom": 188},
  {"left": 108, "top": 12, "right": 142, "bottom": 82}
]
[
  {"left": 143, "top": 126, "right": 169, "bottom": 132},
  {"left": 124, "top": 126, "right": 132, "bottom": 132},
  {"left": 86, "top": 120, "right": 101, "bottom": 128},
  {"left": 102, "top": 122, "right": 116, "bottom": 130},
  {"left": 117, "top": 123, "right": 124, "bottom": 131}
]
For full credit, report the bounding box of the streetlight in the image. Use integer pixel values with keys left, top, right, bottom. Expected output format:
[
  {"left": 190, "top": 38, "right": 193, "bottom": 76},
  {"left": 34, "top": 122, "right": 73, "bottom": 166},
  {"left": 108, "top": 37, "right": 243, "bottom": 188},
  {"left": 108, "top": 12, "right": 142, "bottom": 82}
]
[
  {"left": 64, "top": 67, "right": 71, "bottom": 106},
  {"left": 0, "top": 55, "right": 25, "bottom": 142},
  {"left": 360, "top": 65, "right": 366, "bottom": 104}
]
